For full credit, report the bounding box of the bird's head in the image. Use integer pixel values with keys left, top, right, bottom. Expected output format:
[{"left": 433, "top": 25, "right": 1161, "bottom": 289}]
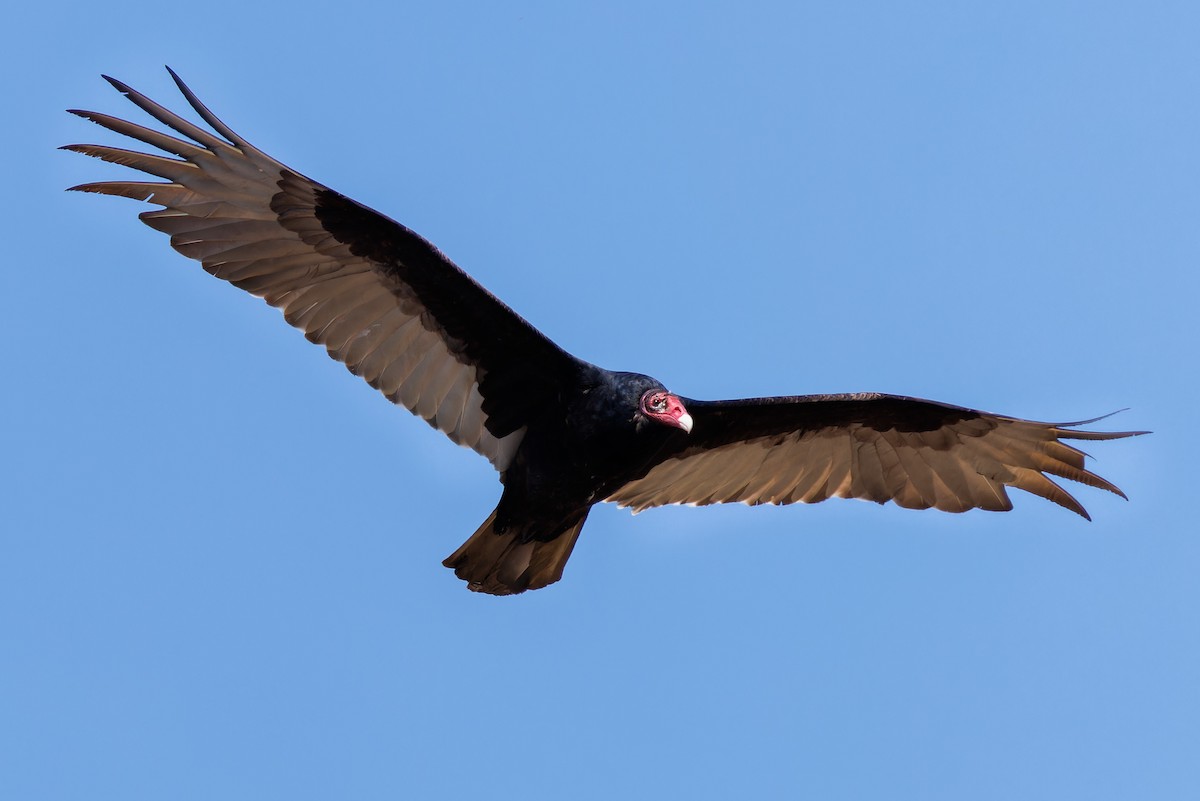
[{"left": 639, "top": 388, "right": 693, "bottom": 434}]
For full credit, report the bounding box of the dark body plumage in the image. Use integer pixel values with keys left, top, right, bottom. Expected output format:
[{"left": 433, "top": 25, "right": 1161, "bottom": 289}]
[{"left": 66, "top": 71, "right": 1145, "bottom": 595}]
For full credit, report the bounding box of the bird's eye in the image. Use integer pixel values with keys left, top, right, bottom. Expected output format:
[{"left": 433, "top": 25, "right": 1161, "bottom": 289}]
[{"left": 649, "top": 393, "right": 668, "bottom": 412}]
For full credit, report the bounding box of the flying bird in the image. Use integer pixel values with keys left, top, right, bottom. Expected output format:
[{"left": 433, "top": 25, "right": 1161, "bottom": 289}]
[{"left": 65, "top": 70, "right": 1144, "bottom": 595}]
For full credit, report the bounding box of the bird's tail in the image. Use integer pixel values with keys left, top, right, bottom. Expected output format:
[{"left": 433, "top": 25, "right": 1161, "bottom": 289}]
[{"left": 442, "top": 508, "right": 589, "bottom": 596}]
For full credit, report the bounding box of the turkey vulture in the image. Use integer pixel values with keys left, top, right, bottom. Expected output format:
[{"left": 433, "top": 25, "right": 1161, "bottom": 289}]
[{"left": 65, "top": 70, "right": 1144, "bottom": 595}]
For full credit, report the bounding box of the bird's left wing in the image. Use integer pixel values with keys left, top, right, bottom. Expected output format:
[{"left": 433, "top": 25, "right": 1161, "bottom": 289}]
[
  {"left": 607, "top": 393, "right": 1144, "bottom": 519},
  {"left": 65, "top": 70, "right": 584, "bottom": 471}
]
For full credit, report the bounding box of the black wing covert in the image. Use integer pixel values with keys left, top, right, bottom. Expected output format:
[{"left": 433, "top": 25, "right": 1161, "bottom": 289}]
[
  {"left": 65, "top": 69, "right": 583, "bottom": 471},
  {"left": 607, "top": 393, "right": 1145, "bottom": 519}
]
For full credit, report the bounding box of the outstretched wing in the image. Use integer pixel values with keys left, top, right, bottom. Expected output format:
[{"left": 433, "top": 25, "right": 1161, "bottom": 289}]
[
  {"left": 607, "top": 393, "right": 1145, "bottom": 519},
  {"left": 65, "top": 69, "right": 584, "bottom": 471}
]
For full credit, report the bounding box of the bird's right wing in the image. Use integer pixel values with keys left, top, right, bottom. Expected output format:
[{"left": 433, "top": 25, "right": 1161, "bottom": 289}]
[
  {"left": 65, "top": 70, "right": 585, "bottom": 471},
  {"left": 607, "top": 393, "right": 1145, "bottom": 518}
]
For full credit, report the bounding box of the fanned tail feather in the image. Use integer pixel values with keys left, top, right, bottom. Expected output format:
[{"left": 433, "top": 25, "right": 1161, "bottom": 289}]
[{"left": 443, "top": 509, "right": 588, "bottom": 596}]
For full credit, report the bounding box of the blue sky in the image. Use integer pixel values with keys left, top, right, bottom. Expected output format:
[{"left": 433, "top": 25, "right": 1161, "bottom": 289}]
[{"left": 5, "top": 2, "right": 1198, "bottom": 799}]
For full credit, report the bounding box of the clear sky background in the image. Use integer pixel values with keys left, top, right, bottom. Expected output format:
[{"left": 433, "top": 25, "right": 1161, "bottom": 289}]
[{"left": 5, "top": 3, "right": 1197, "bottom": 799}]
